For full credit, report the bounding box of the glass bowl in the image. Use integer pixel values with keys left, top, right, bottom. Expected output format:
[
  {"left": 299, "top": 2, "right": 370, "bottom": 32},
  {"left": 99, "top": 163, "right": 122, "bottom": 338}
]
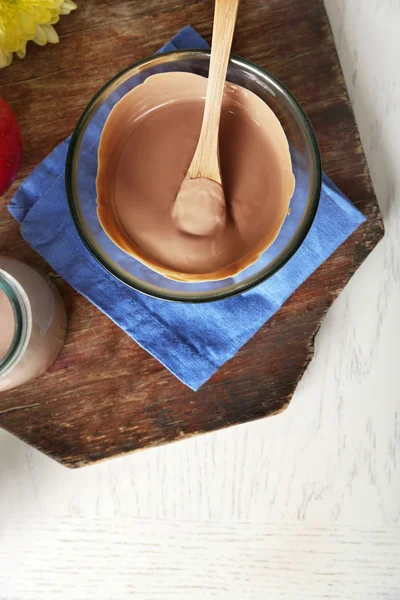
[{"left": 66, "top": 50, "right": 321, "bottom": 302}]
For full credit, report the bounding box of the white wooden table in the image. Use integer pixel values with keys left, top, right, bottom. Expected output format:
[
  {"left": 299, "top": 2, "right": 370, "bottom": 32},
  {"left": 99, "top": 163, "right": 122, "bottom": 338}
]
[{"left": 0, "top": 1, "right": 399, "bottom": 598}]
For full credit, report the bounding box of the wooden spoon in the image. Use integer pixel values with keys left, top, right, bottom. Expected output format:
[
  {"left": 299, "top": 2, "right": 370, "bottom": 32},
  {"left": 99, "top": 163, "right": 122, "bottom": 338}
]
[{"left": 172, "top": 0, "right": 240, "bottom": 237}]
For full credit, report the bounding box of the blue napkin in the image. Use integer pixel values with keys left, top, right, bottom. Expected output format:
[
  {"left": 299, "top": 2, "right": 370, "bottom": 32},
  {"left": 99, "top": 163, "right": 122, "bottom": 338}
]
[{"left": 9, "top": 26, "right": 366, "bottom": 391}]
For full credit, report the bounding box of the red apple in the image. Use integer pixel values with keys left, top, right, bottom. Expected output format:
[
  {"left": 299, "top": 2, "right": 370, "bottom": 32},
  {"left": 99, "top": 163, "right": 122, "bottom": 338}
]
[{"left": 0, "top": 97, "right": 23, "bottom": 196}]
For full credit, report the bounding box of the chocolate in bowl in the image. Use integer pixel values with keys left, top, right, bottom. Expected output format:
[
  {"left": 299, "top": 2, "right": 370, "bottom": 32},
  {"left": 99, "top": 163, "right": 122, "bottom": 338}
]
[{"left": 66, "top": 50, "right": 321, "bottom": 302}]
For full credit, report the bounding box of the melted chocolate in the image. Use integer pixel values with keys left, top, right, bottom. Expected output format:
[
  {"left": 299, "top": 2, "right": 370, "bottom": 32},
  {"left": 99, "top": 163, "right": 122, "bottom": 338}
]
[{"left": 96, "top": 72, "right": 295, "bottom": 281}]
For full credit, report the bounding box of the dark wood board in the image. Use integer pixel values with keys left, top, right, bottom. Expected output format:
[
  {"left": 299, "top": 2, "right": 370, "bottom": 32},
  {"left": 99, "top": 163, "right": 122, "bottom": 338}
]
[{"left": 0, "top": 0, "right": 384, "bottom": 468}]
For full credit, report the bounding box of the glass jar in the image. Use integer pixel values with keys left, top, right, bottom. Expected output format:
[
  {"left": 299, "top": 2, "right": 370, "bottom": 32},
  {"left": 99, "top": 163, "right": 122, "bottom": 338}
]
[{"left": 0, "top": 258, "right": 67, "bottom": 392}]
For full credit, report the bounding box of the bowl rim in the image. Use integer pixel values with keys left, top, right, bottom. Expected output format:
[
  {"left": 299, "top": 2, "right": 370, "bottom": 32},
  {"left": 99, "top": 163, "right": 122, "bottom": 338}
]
[{"left": 66, "top": 49, "right": 322, "bottom": 303}]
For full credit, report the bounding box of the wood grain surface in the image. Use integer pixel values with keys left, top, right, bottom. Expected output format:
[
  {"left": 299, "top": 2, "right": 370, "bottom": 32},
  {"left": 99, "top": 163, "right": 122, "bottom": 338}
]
[
  {"left": 1, "top": 518, "right": 400, "bottom": 600},
  {"left": 0, "top": 0, "right": 383, "bottom": 467}
]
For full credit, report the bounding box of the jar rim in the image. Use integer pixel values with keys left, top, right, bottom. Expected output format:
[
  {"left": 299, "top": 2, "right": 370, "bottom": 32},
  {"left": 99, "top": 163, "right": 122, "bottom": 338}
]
[{"left": 0, "top": 270, "right": 27, "bottom": 374}]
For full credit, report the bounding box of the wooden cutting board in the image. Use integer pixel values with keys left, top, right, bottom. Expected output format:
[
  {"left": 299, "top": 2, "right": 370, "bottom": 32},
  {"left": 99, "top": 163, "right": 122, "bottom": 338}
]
[{"left": 0, "top": 0, "right": 383, "bottom": 468}]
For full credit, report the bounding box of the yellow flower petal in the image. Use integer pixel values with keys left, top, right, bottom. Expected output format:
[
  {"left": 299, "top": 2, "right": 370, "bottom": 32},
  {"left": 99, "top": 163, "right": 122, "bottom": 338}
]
[
  {"left": 62, "top": 0, "right": 78, "bottom": 12},
  {"left": 20, "top": 14, "right": 38, "bottom": 39},
  {"left": 33, "top": 25, "right": 48, "bottom": 46},
  {"left": 0, "top": 50, "right": 13, "bottom": 69},
  {"left": 42, "top": 24, "right": 59, "bottom": 44},
  {"left": 16, "top": 43, "right": 27, "bottom": 59}
]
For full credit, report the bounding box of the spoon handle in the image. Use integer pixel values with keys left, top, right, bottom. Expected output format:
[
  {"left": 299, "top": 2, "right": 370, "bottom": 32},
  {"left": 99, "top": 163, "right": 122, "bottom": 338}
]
[{"left": 188, "top": 0, "right": 240, "bottom": 184}]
